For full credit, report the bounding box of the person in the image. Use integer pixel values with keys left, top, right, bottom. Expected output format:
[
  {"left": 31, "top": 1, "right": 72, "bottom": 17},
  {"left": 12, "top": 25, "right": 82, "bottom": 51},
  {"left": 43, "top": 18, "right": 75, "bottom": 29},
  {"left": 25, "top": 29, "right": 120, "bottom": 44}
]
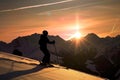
[{"left": 39, "top": 30, "right": 55, "bottom": 66}]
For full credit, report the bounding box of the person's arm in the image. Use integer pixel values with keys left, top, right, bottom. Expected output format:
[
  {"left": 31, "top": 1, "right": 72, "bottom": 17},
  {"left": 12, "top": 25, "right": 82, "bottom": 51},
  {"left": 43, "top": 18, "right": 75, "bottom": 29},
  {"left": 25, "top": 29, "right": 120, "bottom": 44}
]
[{"left": 47, "top": 38, "right": 55, "bottom": 44}]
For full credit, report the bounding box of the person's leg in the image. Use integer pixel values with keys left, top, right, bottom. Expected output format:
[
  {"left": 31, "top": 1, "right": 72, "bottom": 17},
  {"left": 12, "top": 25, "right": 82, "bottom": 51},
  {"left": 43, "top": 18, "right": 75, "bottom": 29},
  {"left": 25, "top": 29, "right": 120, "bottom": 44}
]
[
  {"left": 41, "top": 49, "right": 50, "bottom": 64},
  {"left": 41, "top": 49, "right": 46, "bottom": 64},
  {"left": 45, "top": 49, "right": 50, "bottom": 64}
]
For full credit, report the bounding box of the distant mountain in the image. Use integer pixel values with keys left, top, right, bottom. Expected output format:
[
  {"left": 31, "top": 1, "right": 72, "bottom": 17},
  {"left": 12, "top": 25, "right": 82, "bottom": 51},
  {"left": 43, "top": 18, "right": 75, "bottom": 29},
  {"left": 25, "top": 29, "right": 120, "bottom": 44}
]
[
  {"left": 0, "top": 33, "right": 120, "bottom": 61},
  {"left": 0, "top": 33, "right": 120, "bottom": 80},
  {"left": 0, "top": 33, "right": 68, "bottom": 63},
  {"left": 0, "top": 41, "right": 13, "bottom": 53},
  {"left": 61, "top": 33, "right": 120, "bottom": 80}
]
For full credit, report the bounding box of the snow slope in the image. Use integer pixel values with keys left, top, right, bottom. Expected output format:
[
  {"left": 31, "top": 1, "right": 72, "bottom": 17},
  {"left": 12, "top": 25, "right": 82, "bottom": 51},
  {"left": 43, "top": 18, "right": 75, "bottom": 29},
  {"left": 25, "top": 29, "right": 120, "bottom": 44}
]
[{"left": 0, "top": 52, "right": 107, "bottom": 80}]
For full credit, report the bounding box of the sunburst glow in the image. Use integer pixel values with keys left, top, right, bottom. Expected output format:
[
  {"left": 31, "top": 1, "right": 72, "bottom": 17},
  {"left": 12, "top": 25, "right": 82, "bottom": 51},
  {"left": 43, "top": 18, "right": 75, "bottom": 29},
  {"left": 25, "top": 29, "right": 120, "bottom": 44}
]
[
  {"left": 74, "top": 31, "right": 82, "bottom": 39},
  {"left": 68, "top": 31, "right": 82, "bottom": 40}
]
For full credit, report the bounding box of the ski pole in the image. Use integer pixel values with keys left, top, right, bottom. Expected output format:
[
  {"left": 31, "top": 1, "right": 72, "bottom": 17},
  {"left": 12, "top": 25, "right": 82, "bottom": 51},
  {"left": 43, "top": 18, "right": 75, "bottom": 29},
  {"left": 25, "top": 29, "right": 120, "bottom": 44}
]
[{"left": 53, "top": 44, "right": 59, "bottom": 64}]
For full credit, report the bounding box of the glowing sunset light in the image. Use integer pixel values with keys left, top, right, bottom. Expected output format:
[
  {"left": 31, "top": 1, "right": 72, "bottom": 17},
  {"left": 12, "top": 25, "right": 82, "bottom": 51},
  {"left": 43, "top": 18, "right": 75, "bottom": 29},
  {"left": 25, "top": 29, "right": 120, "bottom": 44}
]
[
  {"left": 74, "top": 31, "right": 82, "bottom": 39},
  {"left": 67, "top": 16, "right": 82, "bottom": 40},
  {"left": 0, "top": 0, "right": 120, "bottom": 42},
  {"left": 67, "top": 31, "right": 82, "bottom": 40},
  {"left": 71, "top": 13, "right": 83, "bottom": 39}
]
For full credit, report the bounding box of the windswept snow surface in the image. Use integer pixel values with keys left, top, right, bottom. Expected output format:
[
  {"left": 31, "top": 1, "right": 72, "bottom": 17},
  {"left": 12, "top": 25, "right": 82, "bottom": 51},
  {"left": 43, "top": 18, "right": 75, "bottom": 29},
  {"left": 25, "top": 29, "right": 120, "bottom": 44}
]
[{"left": 0, "top": 52, "right": 107, "bottom": 80}]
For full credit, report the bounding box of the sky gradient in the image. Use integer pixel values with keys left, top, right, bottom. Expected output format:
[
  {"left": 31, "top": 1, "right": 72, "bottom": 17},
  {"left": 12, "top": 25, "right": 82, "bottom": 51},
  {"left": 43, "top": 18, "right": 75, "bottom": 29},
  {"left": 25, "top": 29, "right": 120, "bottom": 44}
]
[{"left": 0, "top": 0, "right": 120, "bottom": 42}]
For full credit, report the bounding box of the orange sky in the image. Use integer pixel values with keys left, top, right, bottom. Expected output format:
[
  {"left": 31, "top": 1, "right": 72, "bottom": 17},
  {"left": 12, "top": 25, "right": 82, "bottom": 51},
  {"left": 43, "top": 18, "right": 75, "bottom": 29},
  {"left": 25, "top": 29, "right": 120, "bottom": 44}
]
[{"left": 0, "top": 0, "right": 120, "bottom": 42}]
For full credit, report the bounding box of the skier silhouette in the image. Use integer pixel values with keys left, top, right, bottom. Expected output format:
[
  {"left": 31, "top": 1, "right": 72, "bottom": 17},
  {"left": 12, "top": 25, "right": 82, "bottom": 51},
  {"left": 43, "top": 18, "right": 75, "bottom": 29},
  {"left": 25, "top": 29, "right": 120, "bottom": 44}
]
[{"left": 39, "top": 30, "right": 55, "bottom": 66}]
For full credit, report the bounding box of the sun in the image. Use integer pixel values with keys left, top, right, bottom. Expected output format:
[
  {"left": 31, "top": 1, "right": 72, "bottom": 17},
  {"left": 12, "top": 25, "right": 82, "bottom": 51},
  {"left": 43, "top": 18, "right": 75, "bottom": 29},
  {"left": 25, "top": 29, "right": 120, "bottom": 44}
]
[
  {"left": 74, "top": 31, "right": 82, "bottom": 39},
  {"left": 67, "top": 31, "right": 82, "bottom": 40}
]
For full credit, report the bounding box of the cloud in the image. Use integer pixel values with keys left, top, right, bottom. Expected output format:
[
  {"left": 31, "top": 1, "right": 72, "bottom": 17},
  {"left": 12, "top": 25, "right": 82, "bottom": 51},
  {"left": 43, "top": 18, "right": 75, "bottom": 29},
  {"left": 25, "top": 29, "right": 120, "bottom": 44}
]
[
  {"left": 0, "top": 0, "right": 74, "bottom": 13},
  {"left": 37, "top": 5, "right": 80, "bottom": 15}
]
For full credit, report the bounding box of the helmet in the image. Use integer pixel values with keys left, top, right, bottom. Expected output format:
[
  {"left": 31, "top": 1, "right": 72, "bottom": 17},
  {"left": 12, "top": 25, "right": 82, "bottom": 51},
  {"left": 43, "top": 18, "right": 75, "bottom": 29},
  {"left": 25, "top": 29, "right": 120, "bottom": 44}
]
[{"left": 42, "top": 30, "right": 48, "bottom": 35}]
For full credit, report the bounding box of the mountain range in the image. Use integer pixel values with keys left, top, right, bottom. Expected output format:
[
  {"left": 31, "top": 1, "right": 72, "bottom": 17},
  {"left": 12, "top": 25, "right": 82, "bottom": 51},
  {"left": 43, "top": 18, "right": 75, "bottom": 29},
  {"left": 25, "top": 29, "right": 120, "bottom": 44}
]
[{"left": 0, "top": 33, "right": 120, "bottom": 80}]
